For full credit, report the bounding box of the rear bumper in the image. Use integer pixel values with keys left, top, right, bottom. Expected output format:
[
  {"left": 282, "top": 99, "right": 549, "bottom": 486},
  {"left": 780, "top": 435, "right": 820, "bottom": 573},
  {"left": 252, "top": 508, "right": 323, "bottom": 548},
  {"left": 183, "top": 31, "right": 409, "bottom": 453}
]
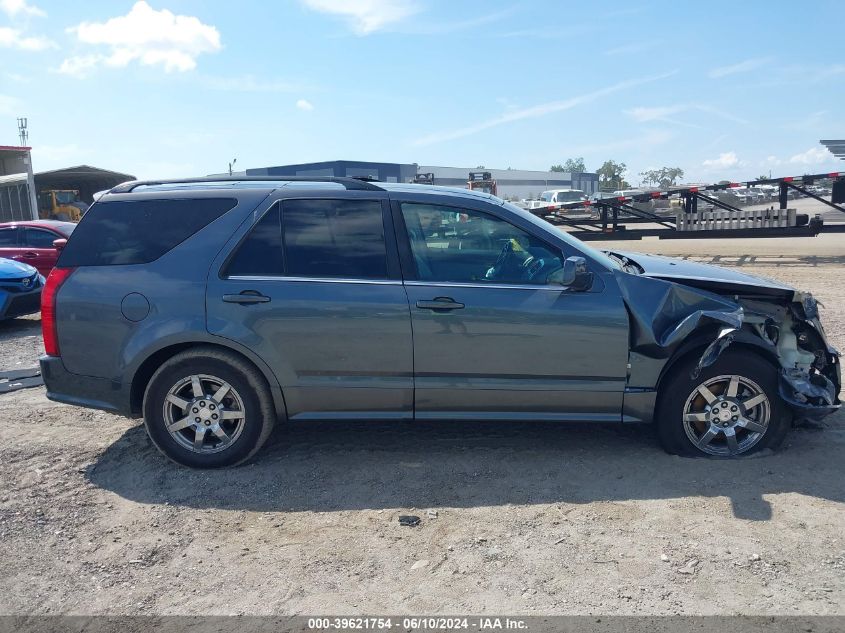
[{"left": 39, "top": 355, "right": 133, "bottom": 417}]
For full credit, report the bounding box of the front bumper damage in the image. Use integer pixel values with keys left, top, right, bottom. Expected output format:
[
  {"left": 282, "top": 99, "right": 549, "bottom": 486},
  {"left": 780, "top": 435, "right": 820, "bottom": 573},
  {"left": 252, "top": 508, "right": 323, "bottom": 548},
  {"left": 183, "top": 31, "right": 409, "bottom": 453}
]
[
  {"left": 776, "top": 293, "right": 840, "bottom": 419},
  {"left": 616, "top": 271, "right": 841, "bottom": 422}
]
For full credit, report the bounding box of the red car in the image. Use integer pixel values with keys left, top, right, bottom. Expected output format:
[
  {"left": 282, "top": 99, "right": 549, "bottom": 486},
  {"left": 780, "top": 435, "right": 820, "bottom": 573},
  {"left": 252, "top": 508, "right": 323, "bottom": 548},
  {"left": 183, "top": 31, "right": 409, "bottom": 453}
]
[{"left": 0, "top": 220, "right": 76, "bottom": 277}]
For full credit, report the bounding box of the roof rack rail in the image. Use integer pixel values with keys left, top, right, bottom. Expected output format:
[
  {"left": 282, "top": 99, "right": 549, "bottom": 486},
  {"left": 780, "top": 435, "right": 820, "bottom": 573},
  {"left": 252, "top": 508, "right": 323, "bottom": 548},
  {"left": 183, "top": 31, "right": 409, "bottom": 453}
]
[{"left": 108, "top": 175, "right": 385, "bottom": 194}]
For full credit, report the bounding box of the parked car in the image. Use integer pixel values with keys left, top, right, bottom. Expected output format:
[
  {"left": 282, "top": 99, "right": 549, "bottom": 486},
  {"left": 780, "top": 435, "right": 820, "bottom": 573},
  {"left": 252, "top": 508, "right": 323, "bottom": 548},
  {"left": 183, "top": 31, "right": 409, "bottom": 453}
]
[
  {"left": 40, "top": 178, "right": 841, "bottom": 467},
  {"left": 519, "top": 189, "right": 588, "bottom": 210},
  {"left": 540, "top": 189, "right": 588, "bottom": 205},
  {"left": 0, "top": 257, "right": 44, "bottom": 320},
  {"left": 0, "top": 220, "right": 76, "bottom": 277},
  {"left": 749, "top": 185, "right": 776, "bottom": 202},
  {"left": 729, "top": 188, "right": 756, "bottom": 205}
]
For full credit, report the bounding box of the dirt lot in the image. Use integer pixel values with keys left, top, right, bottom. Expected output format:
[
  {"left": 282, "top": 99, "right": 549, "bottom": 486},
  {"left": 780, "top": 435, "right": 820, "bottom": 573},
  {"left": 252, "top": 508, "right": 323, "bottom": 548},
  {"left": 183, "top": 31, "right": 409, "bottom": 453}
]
[{"left": 0, "top": 234, "right": 843, "bottom": 616}]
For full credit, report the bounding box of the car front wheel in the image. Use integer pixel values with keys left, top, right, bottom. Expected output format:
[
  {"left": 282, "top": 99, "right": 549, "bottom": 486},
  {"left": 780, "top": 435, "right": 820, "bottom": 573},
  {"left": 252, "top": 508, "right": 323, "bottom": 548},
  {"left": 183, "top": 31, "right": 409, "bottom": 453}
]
[
  {"left": 656, "top": 350, "right": 790, "bottom": 457},
  {"left": 142, "top": 347, "right": 276, "bottom": 468}
]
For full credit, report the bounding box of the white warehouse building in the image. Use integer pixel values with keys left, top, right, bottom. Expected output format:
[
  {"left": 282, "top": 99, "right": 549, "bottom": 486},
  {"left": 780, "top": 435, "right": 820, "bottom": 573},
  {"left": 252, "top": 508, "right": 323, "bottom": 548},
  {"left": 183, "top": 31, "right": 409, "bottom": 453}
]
[
  {"left": 418, "top": 165, "right": 599, "bottom": 200},
  {"left": 244, "top": 160, "right": 599, "bottom": 201}
]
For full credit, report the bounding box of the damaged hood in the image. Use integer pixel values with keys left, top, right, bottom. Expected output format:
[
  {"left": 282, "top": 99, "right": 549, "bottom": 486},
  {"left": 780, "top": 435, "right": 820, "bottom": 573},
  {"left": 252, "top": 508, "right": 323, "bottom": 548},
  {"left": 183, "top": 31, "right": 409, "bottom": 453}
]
[{"left": 609, "top": 250, "right": 795, "bottom": 299}]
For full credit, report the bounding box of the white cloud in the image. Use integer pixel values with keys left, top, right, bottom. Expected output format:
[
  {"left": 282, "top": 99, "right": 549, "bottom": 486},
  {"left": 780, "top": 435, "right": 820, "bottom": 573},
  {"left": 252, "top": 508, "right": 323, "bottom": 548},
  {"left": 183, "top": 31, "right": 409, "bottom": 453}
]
[
  {"left": 201, "top": 75, "right": 307, "bottom": 93},
  {"left": 626, "top": 105, "right": 688, "bottom": 122},
  {"left": 789, "top": 147, "right": 831, "bottom": 165},
  {"left": 762, "top": 155, "right": 782, "bottom": 167},
  {"left": 57, "top": 55, "right": 102, "bottom": 77},
  {"left": 0, "top": 0, "right": 45, "bottom": 18},
  {"left": 625, "top": 103, "right": 747, "bottom": 126},
  {"left": 0, "top": 26, "right": 54, "bottom": 50},
  {"left": 708, "top": 57, "right": 772, "bottom": 78},
  {"left": 300, "top": 0, "right": 420, "bottom": 35},
  {"left": 295, "top": 98, "right": 314, "bottom": 111},
  {"left": 412, "top": 71, "right": 677, "bottom": 146},
  {"left": 702, "top": 151, "right": 742, "bottom": 169},
  {"left": 61, "top": 1, "right": 221, "bottom": 76}
]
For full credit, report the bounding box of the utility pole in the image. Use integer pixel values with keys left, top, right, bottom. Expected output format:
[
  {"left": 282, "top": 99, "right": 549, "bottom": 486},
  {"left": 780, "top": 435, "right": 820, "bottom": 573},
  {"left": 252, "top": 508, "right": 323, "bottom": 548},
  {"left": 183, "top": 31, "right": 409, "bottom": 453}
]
[
  {"left": 17, "top": 117, "right": 28, "bottom": 146},
  {"left": 228, "top": 158, "right": 237, "bottom": 176}
]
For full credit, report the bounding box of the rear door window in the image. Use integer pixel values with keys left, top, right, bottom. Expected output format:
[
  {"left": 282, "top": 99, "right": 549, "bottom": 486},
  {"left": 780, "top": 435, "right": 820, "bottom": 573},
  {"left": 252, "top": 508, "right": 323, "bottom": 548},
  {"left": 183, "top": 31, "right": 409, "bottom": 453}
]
[
  {"left": 282, "top": 199, "right": 387, "bottom": 279},
  {"left": 59, "top": 198, "right": 236, "bottom": 266},
  {"left": 23, "top": 228, "right": 58, "bottom": 248},
  {"left": 226, "top": 204, "right": 284, "bottom": 276}
]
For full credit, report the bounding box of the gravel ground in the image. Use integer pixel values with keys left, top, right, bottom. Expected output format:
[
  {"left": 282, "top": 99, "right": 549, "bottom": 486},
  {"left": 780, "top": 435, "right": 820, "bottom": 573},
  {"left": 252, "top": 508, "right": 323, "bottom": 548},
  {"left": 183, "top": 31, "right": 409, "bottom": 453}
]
[{"left": 0, "top": 234, "right": 843, "bottom": 616}]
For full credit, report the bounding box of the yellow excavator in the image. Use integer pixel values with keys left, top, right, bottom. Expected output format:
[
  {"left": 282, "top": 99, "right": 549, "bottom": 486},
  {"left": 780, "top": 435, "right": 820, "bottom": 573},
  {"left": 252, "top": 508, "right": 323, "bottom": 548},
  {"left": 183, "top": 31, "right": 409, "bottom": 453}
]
[{"left": 37, "top": 189, "right": 88, "bottom": 222}]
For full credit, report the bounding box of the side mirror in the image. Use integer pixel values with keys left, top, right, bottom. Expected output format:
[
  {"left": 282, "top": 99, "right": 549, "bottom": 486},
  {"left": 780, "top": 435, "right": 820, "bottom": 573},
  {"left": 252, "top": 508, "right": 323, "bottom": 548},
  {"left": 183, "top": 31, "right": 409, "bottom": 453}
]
[
  {"left": 549, "top": 256, "right": 593, "bottom": 291},
  {"left": 52, "top": 238, "right": 67, "bottom": 251}
]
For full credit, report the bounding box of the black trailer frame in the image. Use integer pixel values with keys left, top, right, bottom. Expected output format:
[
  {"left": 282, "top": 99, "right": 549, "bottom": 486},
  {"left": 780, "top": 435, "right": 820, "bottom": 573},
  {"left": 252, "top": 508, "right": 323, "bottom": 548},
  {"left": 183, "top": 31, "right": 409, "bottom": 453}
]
[{"left": 532, "top": 170, "right": 843, "bottom": 241}]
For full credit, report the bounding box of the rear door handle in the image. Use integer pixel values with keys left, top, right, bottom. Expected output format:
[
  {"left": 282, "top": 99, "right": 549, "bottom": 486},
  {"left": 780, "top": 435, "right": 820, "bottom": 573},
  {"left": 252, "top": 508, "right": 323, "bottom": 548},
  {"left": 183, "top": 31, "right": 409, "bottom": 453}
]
[
  {"left": 416, "top": 297, "right": 465, "bottom": 311},
  {"left": 223, "top": 292, "right": 271, "bottom": 305},
  {"left": 22, "top": 252, "right": 38, "bottom": 258}
]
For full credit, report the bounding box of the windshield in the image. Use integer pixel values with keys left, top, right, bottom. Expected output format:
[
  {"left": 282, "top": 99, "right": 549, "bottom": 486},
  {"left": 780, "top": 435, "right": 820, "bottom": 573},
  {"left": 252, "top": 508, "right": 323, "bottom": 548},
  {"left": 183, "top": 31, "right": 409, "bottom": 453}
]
[
  {"left": 540, "top": 191, "right": 554, "bottom": 202},
  {"left": 556, "top": 191, "right": 585, "bottom": 203},
  {"left": 501, "top": 200, "right": 620, "bottom": 271},
  {"left": 55, "top": 191, "right": 80, "bottom": 204}
]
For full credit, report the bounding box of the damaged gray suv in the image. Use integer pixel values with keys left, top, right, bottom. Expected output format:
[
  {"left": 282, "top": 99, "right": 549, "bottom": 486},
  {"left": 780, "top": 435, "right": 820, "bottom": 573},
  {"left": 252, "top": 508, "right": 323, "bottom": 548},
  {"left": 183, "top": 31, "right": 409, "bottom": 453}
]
[{"left": 39, "top": 177, "right": 840, "bottom": 468}]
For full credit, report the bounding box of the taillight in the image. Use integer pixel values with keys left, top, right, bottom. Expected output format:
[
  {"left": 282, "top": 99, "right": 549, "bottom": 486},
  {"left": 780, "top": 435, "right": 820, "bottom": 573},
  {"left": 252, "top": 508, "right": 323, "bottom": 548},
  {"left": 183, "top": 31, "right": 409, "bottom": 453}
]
[{"left": 41, "top": 267, "right": 74, "bottom": 357}]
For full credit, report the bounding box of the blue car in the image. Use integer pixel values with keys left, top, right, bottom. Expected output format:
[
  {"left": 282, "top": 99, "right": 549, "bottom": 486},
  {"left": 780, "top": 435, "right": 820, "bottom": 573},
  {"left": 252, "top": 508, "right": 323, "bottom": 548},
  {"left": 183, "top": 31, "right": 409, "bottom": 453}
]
[{"left": 0, "top": 257, "right": 44, "bottom": 320}]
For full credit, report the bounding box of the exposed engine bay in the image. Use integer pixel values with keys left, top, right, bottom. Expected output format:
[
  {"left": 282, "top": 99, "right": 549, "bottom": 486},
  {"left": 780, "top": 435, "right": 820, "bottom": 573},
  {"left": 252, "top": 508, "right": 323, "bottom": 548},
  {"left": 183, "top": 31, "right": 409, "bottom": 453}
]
[{"left": 737, "top": 293, "right": 839, "bottom": 419}]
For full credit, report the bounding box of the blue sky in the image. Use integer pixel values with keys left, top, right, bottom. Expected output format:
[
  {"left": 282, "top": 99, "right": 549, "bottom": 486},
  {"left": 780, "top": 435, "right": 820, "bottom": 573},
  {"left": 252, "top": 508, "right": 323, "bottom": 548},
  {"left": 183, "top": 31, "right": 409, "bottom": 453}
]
[{"left": 1, "top": 0, "right": 843, "bottom": 183}]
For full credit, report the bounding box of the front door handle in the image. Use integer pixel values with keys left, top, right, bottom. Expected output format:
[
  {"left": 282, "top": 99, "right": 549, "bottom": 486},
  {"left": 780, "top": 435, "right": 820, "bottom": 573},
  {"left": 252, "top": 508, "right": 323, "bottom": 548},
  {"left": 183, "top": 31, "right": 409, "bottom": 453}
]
[
  {"left": 416, "top": 297, "right": 465, "bottom": 311},
  {"left": 223, "top": 291, "right": 271, "bottom": 305},
  {"left": 22, "top": 252, "right": 38, "bottom": 258}
]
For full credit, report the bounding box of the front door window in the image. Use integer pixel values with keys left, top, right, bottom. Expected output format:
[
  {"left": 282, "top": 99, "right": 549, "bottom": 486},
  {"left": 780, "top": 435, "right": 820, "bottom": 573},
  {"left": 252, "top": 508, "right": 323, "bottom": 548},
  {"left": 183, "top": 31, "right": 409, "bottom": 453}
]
[{"left": 400, "top": 203, "right": 563, "bottom": 285}]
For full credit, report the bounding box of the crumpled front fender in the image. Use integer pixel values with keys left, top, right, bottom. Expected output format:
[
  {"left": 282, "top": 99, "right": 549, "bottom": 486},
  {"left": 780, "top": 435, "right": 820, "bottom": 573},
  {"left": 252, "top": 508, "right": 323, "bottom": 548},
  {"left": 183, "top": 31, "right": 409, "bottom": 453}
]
[{"left": 615, "top": 271, "right": 743, "bottom": 359}]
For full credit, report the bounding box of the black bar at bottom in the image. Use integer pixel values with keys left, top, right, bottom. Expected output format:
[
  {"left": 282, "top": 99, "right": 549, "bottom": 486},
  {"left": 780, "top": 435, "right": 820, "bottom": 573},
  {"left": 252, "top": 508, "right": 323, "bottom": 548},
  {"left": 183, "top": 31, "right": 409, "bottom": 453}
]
[{"left": 1, "top": 616, "right": 843, "bottom": 633}]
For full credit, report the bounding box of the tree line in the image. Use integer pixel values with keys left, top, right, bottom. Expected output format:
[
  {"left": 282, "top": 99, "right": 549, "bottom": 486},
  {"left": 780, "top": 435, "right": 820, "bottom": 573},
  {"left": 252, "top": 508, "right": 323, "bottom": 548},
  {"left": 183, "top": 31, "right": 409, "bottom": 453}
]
[{"left": 550, "top": 158, "right": 685, "bottom": 191}]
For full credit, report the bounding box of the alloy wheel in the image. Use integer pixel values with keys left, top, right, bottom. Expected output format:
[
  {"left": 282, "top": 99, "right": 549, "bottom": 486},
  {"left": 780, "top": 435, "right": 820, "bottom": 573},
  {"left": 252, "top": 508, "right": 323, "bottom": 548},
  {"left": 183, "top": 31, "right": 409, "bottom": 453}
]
[
  {"left": 162, "top": 374, "right": 246, "bottom": 453},
  {"left": 682, "top": 374, "right": 770, "bottom": 456}
]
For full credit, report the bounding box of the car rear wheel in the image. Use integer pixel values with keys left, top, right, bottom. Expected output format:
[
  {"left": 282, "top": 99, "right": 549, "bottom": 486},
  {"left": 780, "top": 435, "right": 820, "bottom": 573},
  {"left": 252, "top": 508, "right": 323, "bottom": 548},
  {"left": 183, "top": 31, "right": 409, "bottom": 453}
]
[
  {"left": 656, "top": 350, "right": 790, "bottom": 457},
  {"left": 143, "top": 347, "right": 275, "bottom": 468}
]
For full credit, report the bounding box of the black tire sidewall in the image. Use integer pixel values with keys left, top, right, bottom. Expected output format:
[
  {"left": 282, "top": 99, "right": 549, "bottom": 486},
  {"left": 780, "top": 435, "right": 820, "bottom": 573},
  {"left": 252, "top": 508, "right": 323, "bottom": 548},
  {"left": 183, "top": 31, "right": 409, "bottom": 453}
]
[
  {"left": 657, "top": 350, "right": 790, "bottom": 457},
  {"left": 143, "top": 355, "right": 267, "bottom": 468}
]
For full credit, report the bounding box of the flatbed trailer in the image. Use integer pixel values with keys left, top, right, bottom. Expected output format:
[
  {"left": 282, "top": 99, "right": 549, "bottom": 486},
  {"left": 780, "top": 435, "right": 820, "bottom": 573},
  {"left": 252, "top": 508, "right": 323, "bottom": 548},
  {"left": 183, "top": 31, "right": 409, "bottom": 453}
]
[{"left": 531, "top": 171, "right": 844, "bottom": 240}]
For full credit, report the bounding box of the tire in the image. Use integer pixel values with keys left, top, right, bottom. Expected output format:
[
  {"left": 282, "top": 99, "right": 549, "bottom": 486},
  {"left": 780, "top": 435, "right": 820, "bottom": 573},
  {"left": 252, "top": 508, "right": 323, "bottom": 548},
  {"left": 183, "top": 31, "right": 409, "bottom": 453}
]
[
  {"left": 142, "top": 347, "right": 276, "bottom": 468},
  {"left": 656, "top": 350, "right": 791, "bottom": 457}
]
